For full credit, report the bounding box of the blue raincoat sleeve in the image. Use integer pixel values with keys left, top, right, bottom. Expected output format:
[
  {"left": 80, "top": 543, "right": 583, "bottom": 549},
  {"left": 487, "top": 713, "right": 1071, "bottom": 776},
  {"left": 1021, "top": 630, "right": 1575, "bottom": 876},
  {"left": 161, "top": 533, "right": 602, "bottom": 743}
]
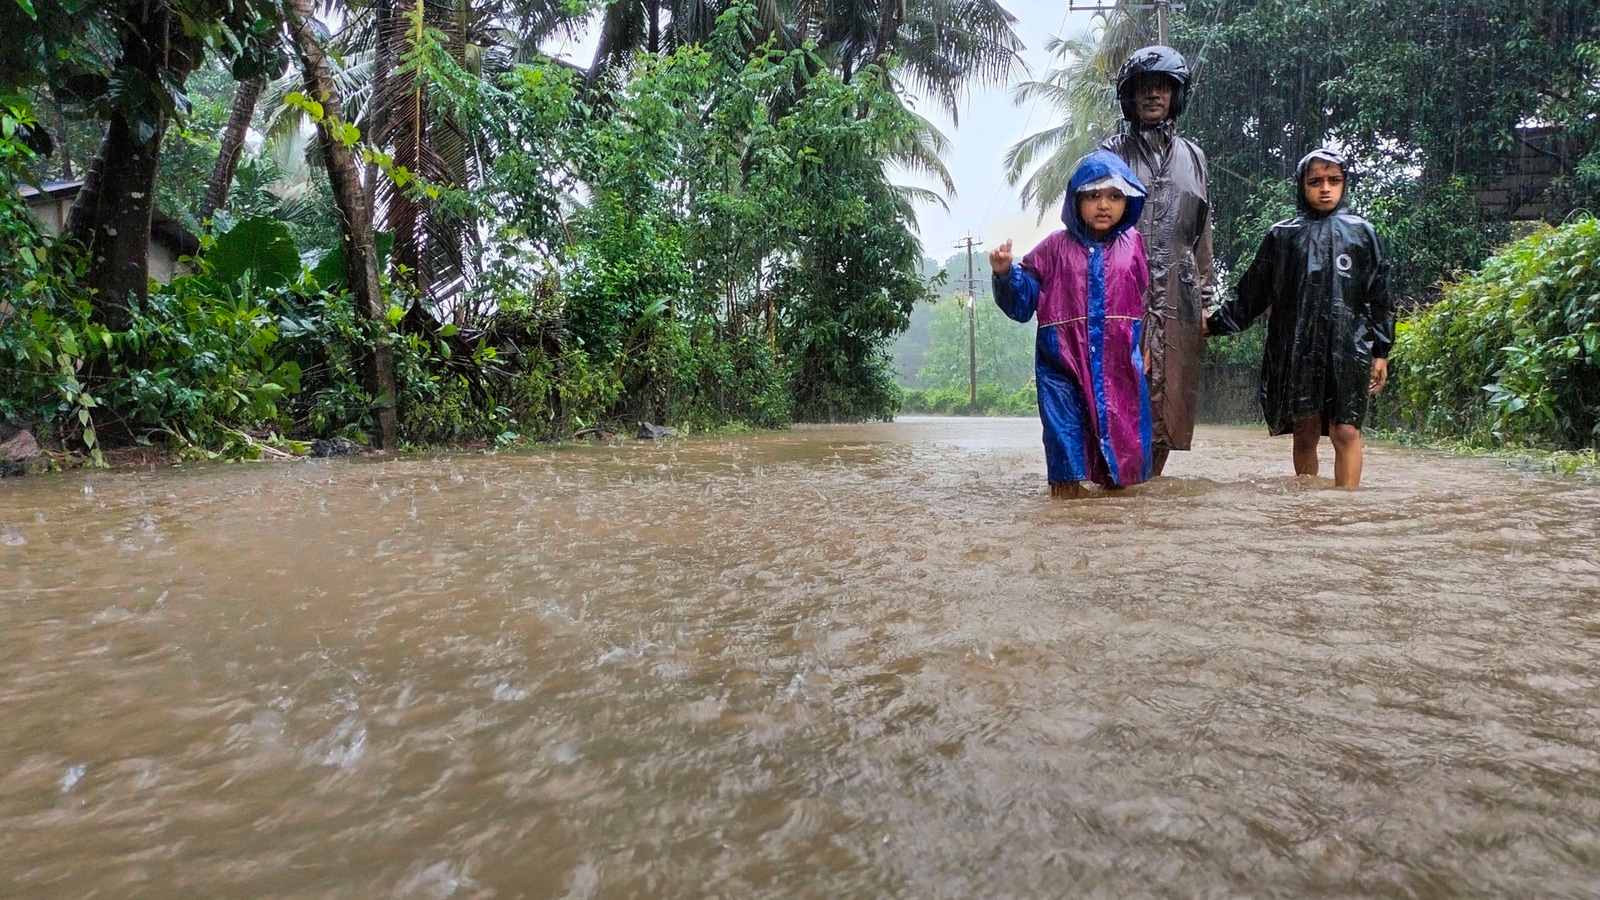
[{"left": 993, "top": 264, "right": 1041, "bottom": 323}]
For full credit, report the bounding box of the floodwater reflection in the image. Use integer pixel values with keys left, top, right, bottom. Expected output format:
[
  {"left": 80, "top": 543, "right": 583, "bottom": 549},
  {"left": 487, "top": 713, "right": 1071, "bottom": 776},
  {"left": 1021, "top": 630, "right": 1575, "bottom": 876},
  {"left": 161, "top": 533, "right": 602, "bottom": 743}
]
[{"left": 3, "top": 418, "right": 1600, "bottom": 897}]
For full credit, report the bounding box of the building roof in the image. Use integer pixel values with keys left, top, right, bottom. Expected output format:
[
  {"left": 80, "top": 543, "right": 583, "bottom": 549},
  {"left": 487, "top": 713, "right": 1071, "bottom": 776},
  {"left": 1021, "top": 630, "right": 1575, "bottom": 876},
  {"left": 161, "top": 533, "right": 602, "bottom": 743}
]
[{"left": 16, "top": 178, "right": 201, "bottom": 257}]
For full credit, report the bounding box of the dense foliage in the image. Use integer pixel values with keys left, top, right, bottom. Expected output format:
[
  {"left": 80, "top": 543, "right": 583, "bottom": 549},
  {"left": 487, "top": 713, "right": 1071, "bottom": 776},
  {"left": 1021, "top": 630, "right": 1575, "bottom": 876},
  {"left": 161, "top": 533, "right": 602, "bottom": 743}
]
[
  {"left": 1176, "top": 0, "right": 1597, "bottom": 304},
  {"left": 8, "top": 0, "right": 1598, "bottom": 460},
  {"left": 2, "top": 1, "right": 953, "bottom": 460},
  {"left": 1379, "top": 217, "right": 1600, "bottom": 450}
]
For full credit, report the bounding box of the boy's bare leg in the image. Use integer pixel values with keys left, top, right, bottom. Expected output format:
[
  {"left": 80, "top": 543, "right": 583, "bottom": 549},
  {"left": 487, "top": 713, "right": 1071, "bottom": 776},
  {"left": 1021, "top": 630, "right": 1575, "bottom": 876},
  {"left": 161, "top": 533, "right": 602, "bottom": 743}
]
[
  {"left": 1291, "top": 417, "right": 1322, "bottom": 477},
  {"left": 1329, "top": 423, "right": 1363, "bottom": 488},
  {"left": 1050, "top": 481, "right": 1083, "bottom": 499}
]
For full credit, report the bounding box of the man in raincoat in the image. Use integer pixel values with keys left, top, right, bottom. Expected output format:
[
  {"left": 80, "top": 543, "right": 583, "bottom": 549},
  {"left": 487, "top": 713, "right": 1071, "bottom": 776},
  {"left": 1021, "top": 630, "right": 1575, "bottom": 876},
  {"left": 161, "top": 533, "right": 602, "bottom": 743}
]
[
  {"left": 1204, "top": 148, "right": 1393, "bottom": 488},
  {"left": 990, "top": 150, "right": 1153, "bottom": 498},
  {"left": 1101, "top": 45, "right": 1215, "bottom": 477}
]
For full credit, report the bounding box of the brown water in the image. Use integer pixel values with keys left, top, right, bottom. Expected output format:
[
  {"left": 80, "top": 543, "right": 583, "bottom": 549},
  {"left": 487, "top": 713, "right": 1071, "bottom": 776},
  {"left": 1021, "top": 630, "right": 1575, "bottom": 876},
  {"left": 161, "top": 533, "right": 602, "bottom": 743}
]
[{"left": 3, "top": 418, "right": 1599, "bottom": 898}]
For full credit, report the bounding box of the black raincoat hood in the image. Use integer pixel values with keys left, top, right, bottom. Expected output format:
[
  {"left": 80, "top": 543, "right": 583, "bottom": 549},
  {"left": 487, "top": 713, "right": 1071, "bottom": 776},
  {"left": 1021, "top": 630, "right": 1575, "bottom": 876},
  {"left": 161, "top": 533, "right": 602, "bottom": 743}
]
[{"left": 1294, "top": 148, "right": 1350, "bottom": 216}]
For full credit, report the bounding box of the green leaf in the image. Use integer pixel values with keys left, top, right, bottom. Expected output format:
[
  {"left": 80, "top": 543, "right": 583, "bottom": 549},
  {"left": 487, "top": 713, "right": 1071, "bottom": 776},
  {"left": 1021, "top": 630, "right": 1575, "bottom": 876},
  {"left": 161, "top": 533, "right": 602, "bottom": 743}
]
[
  {"left": 310, "top": 232, "right": 395, "bottom": 290},
  {"left": 210, "top": 217, "right": 301, "bottom": 288}
]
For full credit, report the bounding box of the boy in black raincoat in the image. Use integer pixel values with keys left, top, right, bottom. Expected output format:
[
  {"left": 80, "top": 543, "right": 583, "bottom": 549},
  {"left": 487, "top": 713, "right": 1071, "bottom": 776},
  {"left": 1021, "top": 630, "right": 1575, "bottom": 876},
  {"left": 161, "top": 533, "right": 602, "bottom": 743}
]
[{"left": 1204, "top": 149, "right": 1394, "bottom": 488}]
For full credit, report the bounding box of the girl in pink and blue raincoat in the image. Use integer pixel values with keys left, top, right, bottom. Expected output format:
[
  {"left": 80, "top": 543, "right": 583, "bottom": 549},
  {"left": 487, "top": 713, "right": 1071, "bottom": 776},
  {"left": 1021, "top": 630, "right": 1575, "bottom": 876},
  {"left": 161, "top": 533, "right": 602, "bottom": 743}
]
[{"left": 989, "top": 150, "right": 1154, "bottom": 497}]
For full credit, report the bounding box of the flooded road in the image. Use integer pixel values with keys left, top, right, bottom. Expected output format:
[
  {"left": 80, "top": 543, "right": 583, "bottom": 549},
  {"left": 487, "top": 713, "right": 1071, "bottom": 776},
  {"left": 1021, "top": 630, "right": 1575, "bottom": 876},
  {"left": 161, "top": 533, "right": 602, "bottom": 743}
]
[{"left": 3, "top": 418, "right": 1600, "bottom": 898}]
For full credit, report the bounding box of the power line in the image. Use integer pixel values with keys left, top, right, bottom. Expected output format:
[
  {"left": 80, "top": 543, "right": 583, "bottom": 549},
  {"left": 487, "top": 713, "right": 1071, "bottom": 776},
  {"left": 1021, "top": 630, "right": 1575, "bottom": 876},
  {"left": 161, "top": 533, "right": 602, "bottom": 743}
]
[{"left": 1068, "top": 0, "right": 1184, "bottom": 45}]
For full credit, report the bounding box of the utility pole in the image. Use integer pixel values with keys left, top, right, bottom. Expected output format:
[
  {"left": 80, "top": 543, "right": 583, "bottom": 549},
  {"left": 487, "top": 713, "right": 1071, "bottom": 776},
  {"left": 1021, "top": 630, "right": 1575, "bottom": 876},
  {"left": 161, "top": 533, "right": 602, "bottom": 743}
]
[
  {"left": 1069, "top": 0, "right": 1180, "bottom": 45},
  {"left": 954, "top": 235, "right": 983, "bottom": 410}
]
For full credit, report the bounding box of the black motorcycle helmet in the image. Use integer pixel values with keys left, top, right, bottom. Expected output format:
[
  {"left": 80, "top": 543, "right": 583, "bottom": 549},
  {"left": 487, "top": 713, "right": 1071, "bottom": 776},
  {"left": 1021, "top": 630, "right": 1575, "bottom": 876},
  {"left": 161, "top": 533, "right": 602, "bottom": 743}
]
[{"left": 1116, "top": 45, "right": 1191, "bottom": 123}]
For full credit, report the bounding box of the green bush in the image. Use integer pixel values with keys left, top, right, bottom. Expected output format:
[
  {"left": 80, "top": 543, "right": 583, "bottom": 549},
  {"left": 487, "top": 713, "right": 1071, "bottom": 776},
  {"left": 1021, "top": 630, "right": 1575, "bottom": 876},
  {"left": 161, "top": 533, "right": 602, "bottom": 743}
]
[
  {"left": 670, "top": 324, "right": 791, "bottom": 432},
  {"left": 898, "top": 383, "right": 1037, "bottom": 416},
  {"left": 1381, "top": 216, "right": 1600, "bottom": 449},
  {"left": 0, "top": 190, "right": 103, "bottom": 456},
  {"left": 102, "top": 274, "right": 302, "bottom": 444}
]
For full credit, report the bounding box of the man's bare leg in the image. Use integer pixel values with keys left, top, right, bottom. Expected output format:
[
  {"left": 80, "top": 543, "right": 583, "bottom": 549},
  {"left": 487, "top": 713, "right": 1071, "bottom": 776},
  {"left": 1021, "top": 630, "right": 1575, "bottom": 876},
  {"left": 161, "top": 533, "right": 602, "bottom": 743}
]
[
  {"left": 1150, "top": 447, "right": 1170, "bottom": 477},
  {"left": 1329, "top": 423, "right": 1364, "bottom": 488},
  {"left": 1291, "top": 416, "right": 1322, "bottom": 477}
]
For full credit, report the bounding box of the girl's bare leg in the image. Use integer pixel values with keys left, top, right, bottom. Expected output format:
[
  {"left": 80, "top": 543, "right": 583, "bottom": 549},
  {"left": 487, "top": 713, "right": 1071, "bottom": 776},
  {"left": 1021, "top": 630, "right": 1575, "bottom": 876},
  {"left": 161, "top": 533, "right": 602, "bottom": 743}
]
[
  {"left": 1329, "top": 423, "right": 1364, "bottom": 488},
  {"left": 1050, "top": 481, "right": 1083, "bottom": 499},
  {"left": 1291, "top": 416, "right": 1322, "bottom": 477}
]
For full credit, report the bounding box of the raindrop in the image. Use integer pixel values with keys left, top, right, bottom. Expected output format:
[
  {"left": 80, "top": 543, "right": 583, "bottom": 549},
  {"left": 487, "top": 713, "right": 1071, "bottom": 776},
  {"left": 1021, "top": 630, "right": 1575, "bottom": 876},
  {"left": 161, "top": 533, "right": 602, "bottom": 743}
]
[
  {"left": 492, "top": 682, "right": 529, "bottom": 701},
  {"left": 396, "top": 860, "right": 481, "bottom": 898},
  {"left": 310, "top": 717, "right": 368, "bottom": 768},
  {"left": 1, "top": 525, "right": 24, "bottom": 547},
  {"left": 60, "top": 764, "right": 86, "bottom": 793}
]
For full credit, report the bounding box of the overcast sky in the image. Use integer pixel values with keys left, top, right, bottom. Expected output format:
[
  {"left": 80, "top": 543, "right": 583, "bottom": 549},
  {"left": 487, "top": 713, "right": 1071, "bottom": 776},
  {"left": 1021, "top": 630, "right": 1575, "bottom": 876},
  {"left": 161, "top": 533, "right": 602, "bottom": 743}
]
[
  {"left": 901, "top": 0, "right": 1101, "bottom": 265},
  {"left": 543, "top": 2, "right": 1104, "bottom": 266}
]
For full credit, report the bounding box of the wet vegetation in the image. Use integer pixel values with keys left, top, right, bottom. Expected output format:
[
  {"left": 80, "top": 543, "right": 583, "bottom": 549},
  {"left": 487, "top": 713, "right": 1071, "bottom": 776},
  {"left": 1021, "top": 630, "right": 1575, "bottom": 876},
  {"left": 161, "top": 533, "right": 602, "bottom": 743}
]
[
  {"left": 3, "top": 0, "right": 1018, "bottom": 461},
  {"left": 2, "top": 0, "right": 1598, "bottom": 463},
  {"left": 1377, "top": 216, "right": 1600, "bottom": 452}
]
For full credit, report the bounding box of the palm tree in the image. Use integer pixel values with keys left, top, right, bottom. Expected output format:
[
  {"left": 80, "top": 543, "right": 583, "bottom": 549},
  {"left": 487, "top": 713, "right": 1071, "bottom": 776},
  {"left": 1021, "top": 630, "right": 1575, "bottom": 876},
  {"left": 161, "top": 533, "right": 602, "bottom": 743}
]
[
  {"left": 1002, "top": 11, "right": 1140, "bottom": 220},
  {"left": 202, "top": 74, "right": 268, "bottom": 223},
  {"left": 252, "top": 0, "right": 581, "bottom": 323},
  {"left": 809, "top": 0, "right": 1021, "bottom": 126},
  {"left": 287, "top": 0, "right": 399, "bottom": 449},
  {"left": 358, "top": 0, "right": 580, "bottom": 321},
  {"left": 587, "top": 0, "right": 733, "bottom": 81}
]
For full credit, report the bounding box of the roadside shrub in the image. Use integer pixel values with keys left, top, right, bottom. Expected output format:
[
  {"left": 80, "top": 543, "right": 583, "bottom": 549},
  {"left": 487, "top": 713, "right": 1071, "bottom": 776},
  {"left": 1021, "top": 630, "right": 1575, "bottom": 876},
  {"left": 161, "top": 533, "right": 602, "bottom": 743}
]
[
  {"left": 898, "top": 383, "right": 1037, "bottom": 416},
  {"left": 671, "top": 325, "right": 791, "bottom": 432},
  {"left": 101, "top": 275, "right": 302, "bottom": 445},
  {"left": 1381, "top": 216, "right": 1600, "bottom": 449},
  {"left": 0, "top": 189, "right": 102, "bottom": 456}
]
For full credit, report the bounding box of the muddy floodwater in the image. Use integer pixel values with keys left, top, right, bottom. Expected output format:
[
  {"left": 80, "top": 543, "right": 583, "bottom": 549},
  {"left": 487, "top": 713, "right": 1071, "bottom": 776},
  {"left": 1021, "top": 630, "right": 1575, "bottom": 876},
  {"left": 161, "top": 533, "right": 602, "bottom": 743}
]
[{"left": 4, "top": 418, "right": 1600, "bottom": 898}]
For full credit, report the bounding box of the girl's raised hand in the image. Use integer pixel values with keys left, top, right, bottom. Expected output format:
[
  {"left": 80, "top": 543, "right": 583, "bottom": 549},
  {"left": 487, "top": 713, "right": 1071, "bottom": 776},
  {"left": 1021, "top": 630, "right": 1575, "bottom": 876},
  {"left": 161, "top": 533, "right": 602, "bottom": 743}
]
[{"left": 988, "top": 239, "right": 1014, "bottom": 274}]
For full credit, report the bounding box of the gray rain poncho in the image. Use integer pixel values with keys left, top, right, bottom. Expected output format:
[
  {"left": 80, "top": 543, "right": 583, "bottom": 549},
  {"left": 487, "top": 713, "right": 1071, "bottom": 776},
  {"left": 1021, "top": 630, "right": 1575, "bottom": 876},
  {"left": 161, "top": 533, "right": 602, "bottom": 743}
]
[
  {"left": 1206, "top": 150, "right": 1394, "bottom": 434},
  {"left": 1100, "top": 48, "right": 1215, "bottom": 454}
]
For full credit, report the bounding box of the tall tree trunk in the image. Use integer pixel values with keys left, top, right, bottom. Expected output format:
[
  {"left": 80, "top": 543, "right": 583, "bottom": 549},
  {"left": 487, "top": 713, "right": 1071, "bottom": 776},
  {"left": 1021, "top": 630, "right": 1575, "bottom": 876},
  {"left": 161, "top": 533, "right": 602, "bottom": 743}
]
[
  {"left": 63, "top": 114, "right": 163, "bottom": 331},
  {"left": 286, "top": 0, "right": 399, "bottom": 450},
  {"left": 50, "top": 92, "right": 74, "bottom": 181},
  {"left": 201, "top": 74, "right": 266, "bottom": 223},
  {"left": 871, "top": 0, "right": 903, "bottom": 68},
  {"left": 366, "top": 0, "right": 396, "bottom": 205},
  {"left": 64, "top": 4, "right": 191, "bottom": 331}
]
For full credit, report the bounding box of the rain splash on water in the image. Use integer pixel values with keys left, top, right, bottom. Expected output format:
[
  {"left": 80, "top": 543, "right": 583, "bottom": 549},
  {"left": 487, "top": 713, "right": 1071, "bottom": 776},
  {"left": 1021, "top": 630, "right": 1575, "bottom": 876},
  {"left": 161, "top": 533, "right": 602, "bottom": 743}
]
[{"left": 3, "top": 418, "right": 1599, "bottom": 897}]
